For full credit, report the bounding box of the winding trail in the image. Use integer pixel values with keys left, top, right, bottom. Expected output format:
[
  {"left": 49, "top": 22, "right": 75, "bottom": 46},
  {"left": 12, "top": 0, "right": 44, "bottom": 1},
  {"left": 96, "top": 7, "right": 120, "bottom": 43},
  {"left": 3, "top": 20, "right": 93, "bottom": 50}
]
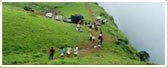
[{"left": 77, "top": 3, "right": 113, "bottom": 57}]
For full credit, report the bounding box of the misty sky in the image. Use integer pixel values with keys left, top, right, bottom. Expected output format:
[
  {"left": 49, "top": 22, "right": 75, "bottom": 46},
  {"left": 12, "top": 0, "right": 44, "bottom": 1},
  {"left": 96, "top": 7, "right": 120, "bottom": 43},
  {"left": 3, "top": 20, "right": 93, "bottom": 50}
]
[{"left": 98, "top": 2, "right": 165, "bottom": 65}]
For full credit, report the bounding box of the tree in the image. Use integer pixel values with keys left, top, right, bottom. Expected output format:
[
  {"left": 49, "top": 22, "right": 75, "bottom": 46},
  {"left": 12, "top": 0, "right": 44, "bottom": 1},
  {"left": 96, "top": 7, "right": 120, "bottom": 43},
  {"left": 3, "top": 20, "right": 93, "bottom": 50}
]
[{"left": 138, "top": 51, "right": 150, "bottom": 61}]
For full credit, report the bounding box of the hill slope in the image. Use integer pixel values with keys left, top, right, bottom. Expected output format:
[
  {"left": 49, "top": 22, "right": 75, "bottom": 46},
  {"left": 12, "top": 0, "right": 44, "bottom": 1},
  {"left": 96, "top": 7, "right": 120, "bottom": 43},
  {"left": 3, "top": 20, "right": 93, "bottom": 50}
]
[{"left": 3, "top": 2, "right": 149, "bottom": 65}]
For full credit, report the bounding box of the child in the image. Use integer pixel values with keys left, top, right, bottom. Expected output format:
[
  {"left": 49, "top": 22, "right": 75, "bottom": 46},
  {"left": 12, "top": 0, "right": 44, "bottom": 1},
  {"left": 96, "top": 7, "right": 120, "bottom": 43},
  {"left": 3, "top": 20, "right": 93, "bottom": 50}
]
[{"left": 74, "top": 46, "right": 78, "bottom": 57}]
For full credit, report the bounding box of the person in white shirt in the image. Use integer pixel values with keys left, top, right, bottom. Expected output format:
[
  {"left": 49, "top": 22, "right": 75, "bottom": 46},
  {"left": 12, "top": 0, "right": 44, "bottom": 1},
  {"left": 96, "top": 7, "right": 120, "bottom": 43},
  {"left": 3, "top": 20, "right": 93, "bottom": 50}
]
[
  {"left": 76, "top": 24, "right": 80, "bottom": 31},
  {"left": 67, "top": 47, "right": 71, "bottom": 57},
  {"left": 99, "top": 31, "right": 103, "bottom": 37},
  {"left": 92, "top": 24, "right": 95, "bottom": 29},
  {"left": 92, "top": 36, "right": 95, "bottom": 41},
  {"left": 89, "top": 33, "right": 93, "bottom": 41},
  {"left": 96, "top": 16, "right": 102, "bottom": 24},
  {"left": 77, "top": 24, "right": 80, "bottom": 28},
  {"left": 74, "top": 46, "right": 78, "bottom": 57},
  {"left": 96, "top": 16, "right": 102, "bottom": 20}
]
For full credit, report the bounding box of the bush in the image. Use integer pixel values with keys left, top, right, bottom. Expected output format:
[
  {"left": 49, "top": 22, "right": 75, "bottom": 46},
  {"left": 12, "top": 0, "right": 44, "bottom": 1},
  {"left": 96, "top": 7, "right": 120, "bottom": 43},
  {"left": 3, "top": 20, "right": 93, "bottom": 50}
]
[{"left": 138, "top": 51, "right": 150, "bottom": 61}]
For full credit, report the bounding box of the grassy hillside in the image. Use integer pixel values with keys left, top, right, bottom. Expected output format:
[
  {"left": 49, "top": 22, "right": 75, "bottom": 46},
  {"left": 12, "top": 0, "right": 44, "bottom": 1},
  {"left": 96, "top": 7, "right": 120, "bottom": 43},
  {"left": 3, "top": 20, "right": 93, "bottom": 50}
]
[{"left": 3, "top": 2, "right": 149, "bottom": 65}]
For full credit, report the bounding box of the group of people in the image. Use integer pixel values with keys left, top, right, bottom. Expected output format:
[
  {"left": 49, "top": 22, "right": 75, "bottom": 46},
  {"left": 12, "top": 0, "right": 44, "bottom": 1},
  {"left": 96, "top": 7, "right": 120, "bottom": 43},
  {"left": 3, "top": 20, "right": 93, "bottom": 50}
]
[
  {"left": 89, "top": 33, "right": 96, "bottom": 41},
  {"left": 49, "top": 46, "right": 78, "bottom": 60},
  {"left": 81, "top": 16, "right": 104, "bottom": 48},
  {"left": 49, "top": 16, "right": 105, "bottom": 60},
  {"left": 96, "top": 32, "right": 103, "bottom": 48}
]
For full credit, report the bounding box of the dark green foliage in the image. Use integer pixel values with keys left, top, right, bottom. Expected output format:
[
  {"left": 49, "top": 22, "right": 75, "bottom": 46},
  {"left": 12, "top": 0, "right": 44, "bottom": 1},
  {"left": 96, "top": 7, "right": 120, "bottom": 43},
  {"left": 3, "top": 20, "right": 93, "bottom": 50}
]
[{"left": 138, "top": 51, "right": 150, "bottom": 61}]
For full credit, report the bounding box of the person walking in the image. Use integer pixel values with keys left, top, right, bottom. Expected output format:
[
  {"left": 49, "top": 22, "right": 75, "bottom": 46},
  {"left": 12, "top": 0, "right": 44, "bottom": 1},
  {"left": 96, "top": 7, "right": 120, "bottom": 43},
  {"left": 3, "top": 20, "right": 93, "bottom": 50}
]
[
  {"left": 67, "top": 46, "right": 71, "bottom": 57},
  {"left": 89, "top": 33, "right": 93, "bottom": 41},
  {"left": 92, "top": 35, "right": 96, "bottom": 41},
  {"left": 49, "top": 47, "right": 55, "bottom": 60},
  {"left": 98, "top": 32, "right": 103, "bottom": 42},
  {"left": 74, "top": 46, "right": 78, "bottom": 57},
  {"left": 60, "top": 47, "right": 64, "bottom": 57}
]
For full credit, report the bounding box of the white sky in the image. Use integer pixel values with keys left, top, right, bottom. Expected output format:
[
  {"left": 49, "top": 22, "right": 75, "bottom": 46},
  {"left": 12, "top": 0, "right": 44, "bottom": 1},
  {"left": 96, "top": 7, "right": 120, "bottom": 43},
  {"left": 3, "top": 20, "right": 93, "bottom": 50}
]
[{"left": 99, "top": 2, "right": 165, "bottom": 65}]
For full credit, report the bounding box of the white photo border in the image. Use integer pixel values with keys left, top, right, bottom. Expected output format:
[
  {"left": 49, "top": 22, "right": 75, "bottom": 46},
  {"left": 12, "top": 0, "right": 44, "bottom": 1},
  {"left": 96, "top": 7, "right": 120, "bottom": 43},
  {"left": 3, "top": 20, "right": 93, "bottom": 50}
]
[{"left": 0, "top": 0, "right": 167, "bottom": 67}]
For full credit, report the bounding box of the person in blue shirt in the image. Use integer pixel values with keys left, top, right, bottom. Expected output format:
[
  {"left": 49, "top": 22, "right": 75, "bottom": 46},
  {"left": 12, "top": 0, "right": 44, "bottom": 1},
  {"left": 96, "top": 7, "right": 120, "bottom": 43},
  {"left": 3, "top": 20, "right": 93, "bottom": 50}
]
[{"left": 60, "top": 47, "right": 64, "bottom": 57}]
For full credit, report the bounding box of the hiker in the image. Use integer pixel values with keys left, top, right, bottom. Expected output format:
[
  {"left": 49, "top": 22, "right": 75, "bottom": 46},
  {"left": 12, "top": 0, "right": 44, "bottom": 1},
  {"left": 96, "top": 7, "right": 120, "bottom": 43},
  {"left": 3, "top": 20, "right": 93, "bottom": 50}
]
[
  {"left": 60, "top": 47, "right": 64, "bottom": 57},
  {"left": 46, "top": 12, "right": 52, "bottom": 18},
  {"left": 76, "top": 24, "right": 80, "bottom": 31},
  {"left": 89, "top": 33, "right": 93, "bottom": 41},
  {"left": 92, "top": 24, "right": 95, "bottom": 29},
  {"left": 102, "top": 19, "right": 107, "bottom": 24},
  {"left": 94, "top": 45, "right": 97, "bottom": 48},
  {"left": 97, "top": 40, "right": 102, "bottom": 48},
  {"left": 96, "top": 16, "right": 102, "bottom": 21},
  {"left": 99, "top": 31, "right": 103, "bottom": 37},
  {"left": 67, "top": 46, "right": 71, "bottom": 57},
  {"left": 94, "top": 40, "right": 102, "bottom": 48},
  {"left": 89, "top": 28, "right": 92, "bottom": 32},
  {"left": 88, "top": 22, "right": 91, "bottom": 27},
  {"left": 98, "top": 35, "right": 103, "bottom": 42},
  {"left": 77, "top": 24, "right": 80, "bottom": 28},
  {"left": 89, "top": 25, "right": 92, "bottom": 32},
  {"left": 98, "top": 39, "right": 102, "bottom": 45},
  {"left": 92, "top": 35, "right": 96, "bottom": 41},
  {"left": 97, "top": 39, "right": 102, "bottom": 48},
  {"left": 79, "top": 27, "right": 83, "bottom": 32},
  {"left": 74, "top": 46, "right": 78, "bottom": 57},
  {"left": 76, "top": 27, "right": 79, "bottom": 31},
  {"left": 96, "top": 16, "right": 102, "bottom": 24},
  {"left": 49, "top": 47, "right": 55, "bottom": 60}
]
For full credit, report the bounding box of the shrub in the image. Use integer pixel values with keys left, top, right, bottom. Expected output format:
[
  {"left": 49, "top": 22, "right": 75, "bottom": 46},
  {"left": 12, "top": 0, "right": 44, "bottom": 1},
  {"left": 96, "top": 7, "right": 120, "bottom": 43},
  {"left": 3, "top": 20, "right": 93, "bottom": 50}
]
[{"left": 138, "top": 51, "right": 150, "bottom": 61}]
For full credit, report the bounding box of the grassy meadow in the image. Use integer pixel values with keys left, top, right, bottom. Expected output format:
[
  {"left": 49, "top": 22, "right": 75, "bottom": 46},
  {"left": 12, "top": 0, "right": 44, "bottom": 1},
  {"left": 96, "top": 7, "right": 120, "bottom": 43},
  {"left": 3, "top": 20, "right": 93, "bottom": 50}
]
[{"left": 2, "top": 2, "right": 150, "bottom": 65}]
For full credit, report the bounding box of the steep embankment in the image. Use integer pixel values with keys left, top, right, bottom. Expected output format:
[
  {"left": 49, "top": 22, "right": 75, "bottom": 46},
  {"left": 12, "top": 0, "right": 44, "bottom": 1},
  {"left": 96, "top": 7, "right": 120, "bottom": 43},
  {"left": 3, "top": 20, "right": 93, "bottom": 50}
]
[{"left": 3, "top": 2, "right": 148, "bottom": 65}]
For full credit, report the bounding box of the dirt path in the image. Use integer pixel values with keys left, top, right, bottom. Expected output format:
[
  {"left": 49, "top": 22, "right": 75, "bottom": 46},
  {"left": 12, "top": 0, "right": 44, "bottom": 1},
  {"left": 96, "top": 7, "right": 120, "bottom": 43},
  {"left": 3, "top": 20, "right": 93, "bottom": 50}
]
[
  {"left": 79, "top": 3, "right": 99, "bottom": 52},
  {"left": 77, "top": 3, "right": 113, "bottom": 57},
  {"left": 84, "top": 3, "right": 94, "bottom": 22}
]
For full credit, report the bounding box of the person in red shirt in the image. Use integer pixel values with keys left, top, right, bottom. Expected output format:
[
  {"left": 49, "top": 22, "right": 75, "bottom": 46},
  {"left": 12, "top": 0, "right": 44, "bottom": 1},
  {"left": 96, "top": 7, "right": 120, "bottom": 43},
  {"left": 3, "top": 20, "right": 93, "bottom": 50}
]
[{"left": 49, "top": 47, "right": 55, "bottom": 60}]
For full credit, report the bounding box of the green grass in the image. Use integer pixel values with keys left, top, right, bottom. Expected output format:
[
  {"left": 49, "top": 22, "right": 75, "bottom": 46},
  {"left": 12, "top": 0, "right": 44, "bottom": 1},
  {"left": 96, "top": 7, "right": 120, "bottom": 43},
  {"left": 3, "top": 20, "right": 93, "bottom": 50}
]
[{"left": 3, "top": 2, "right": 151, "bottom": 65}]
